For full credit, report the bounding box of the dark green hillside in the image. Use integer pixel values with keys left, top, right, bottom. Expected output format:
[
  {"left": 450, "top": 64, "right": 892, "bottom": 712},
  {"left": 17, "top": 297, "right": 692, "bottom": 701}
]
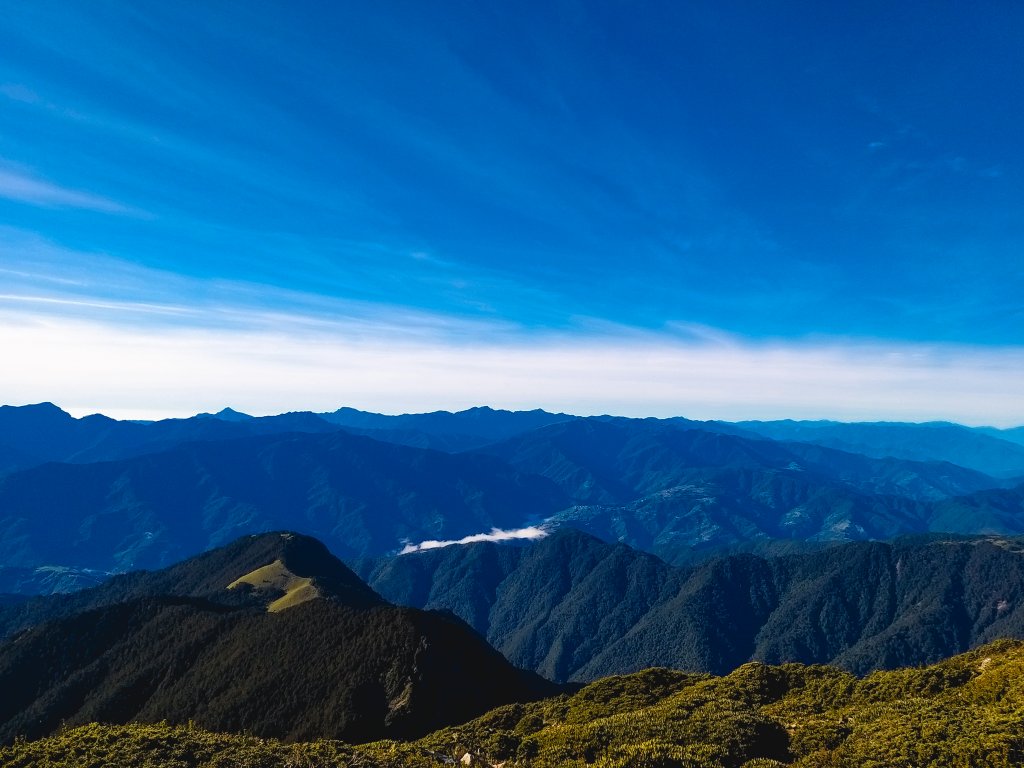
[
  {"left": 0, "top": 533, "right": 554, "bottom": 745},
  {"left": 929, "top": 483, "right": 1024, "bottom": 533},
  {"left": 0, "top": 532, "right": 383, "bottom": 638},
  {"left": 6, "top": 641, "right": 1024, "bottom": 767},
  {"left": 0, "top": 430, "right": 566, "bottom": 571},
  {"left": 0, "top": 599, "right": 550, "bottom": 745},
  {"left": 365, "top": 529, "right": 1024, "bottom": 681},
  {"left": 417, "top": 639, "right": 1024, "bottom": 768}
]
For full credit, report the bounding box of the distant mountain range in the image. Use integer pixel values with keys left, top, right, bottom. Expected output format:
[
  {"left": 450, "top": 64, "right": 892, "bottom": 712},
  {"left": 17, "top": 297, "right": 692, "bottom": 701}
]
[
  {"left": 4, "top": 401, "right": 1023, "bottom": 476},
  {"left": 1, "top": 402, "right": 1022, "bottom": 584},
  {"left": 478, "top": 418, "right": 1020, "bottom": 563},
  {"left": 0, "top": 429, "right": 566, "bottom": 571},
  {"left": 0, "top": 532, "right": 553, "bottom": 745},
  {"left": 0, "top": 565, "right": 108, "bottom": 596},
  {"left": 736, "top": 419, "right": 1024, "bottom": 477},
  {"left": 321, "top": 405, "right": 574, "bottom": 451},
  {"left": 0, "top": 402, "right": 573, "bottom": 473},
  {"left": 359, "top": 528, "right": 1024, "bottom": 681}
]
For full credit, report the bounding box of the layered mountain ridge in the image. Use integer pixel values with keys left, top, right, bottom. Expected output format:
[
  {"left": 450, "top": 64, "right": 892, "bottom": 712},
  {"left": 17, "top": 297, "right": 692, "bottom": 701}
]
[{"left": 1, "top": 402, "right": 1022, "bottom": 588}]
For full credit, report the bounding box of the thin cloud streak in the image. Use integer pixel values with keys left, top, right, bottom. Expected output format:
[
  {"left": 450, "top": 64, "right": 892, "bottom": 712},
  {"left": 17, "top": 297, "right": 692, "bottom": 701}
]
[
  {"left": 0, "top": 294, "right": 195, "bottom": 317},
  {"left": 0, "top": 227, "right": 555, "bottom": 335},
  {"left": 399, "top": 526, "right": 551, "bottom": 554},
  {"left": 1, "top": 309, "right": 1023, "bottom": 426},
  {"left": 0, "top": 167, "right": 129, "bottom": 213}
]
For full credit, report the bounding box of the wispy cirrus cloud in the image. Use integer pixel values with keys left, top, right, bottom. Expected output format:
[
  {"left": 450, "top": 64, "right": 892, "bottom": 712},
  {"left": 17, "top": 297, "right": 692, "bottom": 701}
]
[
  {"left": 1, "top": 231, "right": 1023, "bottom": 426},
  {"left": 3, "top": 295, "right": 1024, "bottom": 426},
  {"left": 0, "top": 83, "right": 43, "bottom": 105},
  {"left": 0, "top": 166, "right": 131, "bottom": 214}
]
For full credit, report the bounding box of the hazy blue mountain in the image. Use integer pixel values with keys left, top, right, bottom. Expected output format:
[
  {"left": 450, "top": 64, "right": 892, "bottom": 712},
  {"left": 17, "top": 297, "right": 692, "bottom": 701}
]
[
  {"left": 549, "top": 481, "right": 920, "bottom": 564},
  {"left": 320, "top": 405, "right": 575, "bottom": 449},
  {"left": 0, "top": 444, "right": 39, "bottom": 476},
  {"left": 0, "top": 402, "right": 344, "bottom": 473},
  {"left": 476, "top": 419, "right": 797, "bottom": 504},
  {"left": 330, "top": 425, "right": 495, "bottom": 453},
  {"left": 197, "top": 407, "right": 255, "bottom": 422},
  {"left": 6, "top": 403, "right": 1022, "bottom": 478},
  {"left": 361, "top": 529, "right": 1024, "bottom": 681},
  {"left": 0, "top": 403, "right": 576, "bottom": 472},
  {"left": 555, "top": 477, "right": 1024, "bottom": 567},
  {"left": 473, "top": 418, "right": 1010, "bottom": 561},
  {"left": 0, "top": 566, "right": 110, "bottom": 597},
  {"left": 0, "top": 430, "right": 567, "bottom": 572},
  {"left": 477, "top": 419, "right": 1003, "bottom": 503},
  {"left": 0, "top": 532, "right": 553, "bottom": 744},
  {"left": 0, "top": 403, "right": 99, "bottom": 470},
  {"left": 4, "top": 403, "right": 1023, "bottom": 582},
  {"left": 976, "top": 424, "right": 1024, "bottom": 448},
  {"left": 737, "top": 419, "right": 1024, "bottom": 478}
]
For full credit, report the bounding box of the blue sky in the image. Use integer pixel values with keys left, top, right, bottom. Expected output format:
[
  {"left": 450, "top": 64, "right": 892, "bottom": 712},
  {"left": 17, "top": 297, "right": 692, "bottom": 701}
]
[{"left": 1, "top": 1, "right": 1023, "bottom": 422}]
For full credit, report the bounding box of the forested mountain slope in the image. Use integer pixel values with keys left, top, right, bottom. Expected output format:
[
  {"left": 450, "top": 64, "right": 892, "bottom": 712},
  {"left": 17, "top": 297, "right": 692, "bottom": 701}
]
[
  {"left": 362, "top": 529, "right": 1024, "bottom": 681},
  {"left": 6, "top": 640, "right": 1024, "bottom": 767},
  {"left": 0, "top": 533, "right": 553, "bottom": 745}
]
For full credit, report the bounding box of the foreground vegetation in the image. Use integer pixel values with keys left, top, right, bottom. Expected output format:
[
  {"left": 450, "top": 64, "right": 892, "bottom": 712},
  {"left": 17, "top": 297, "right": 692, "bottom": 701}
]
[{"left": 5, "top": 639, "right": 1024, "bottom": 768}]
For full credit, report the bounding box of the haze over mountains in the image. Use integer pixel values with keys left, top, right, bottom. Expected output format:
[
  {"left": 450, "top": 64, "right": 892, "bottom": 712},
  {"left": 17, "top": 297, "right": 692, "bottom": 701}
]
[
  {"left": 1, "top": 402, "right": 1023, "bottom": 583},
  {"left": 0, "top": 428, "right": 564, "bottom": 572},
  {"left": 0, "top": 402, "right": 574, "bottom": 473},
  {"left": 736, "top": 419, "right": 1024, "bottom": 477}
]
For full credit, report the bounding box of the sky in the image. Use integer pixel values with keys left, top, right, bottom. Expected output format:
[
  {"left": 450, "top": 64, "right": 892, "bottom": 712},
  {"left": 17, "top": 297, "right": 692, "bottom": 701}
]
[{"left": 1, "top": 1, "right": 1022, "bottom": 424}]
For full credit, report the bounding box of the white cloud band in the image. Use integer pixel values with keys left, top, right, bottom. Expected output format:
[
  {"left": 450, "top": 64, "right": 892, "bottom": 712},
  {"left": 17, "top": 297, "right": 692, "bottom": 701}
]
[
  {"left": 2, "top": 235, "right": 1023, "bottom": 427},
  {"left": 399, "top": 526, "right": 551, "bottom": 554},
  {"left": 1, "top": 309, "right": 1023, "bottom": 426}
]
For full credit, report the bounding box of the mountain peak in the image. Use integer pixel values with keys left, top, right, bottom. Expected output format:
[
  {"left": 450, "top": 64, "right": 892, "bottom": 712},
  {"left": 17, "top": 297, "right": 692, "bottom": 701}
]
[
  {"left": 0, "top": 531, "right": 554, "bottom": 744},
  {"left": 195, "top": 407, "right": 254, "bottom": 421},
  {"left": 0, "top": 401, "right": 73, "bottom": 421},
  {"left": 211, "top": 531, "right": 384, "bottom": 610}
]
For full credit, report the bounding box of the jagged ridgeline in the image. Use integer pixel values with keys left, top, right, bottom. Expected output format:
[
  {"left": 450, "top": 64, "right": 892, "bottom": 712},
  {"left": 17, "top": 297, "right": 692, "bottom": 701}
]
[
  {"left": 3, "top": 640, "right": 1024, "bottom": 767},
  {"left": 0, "top": 533, "right": 554, "bottom": 745}
]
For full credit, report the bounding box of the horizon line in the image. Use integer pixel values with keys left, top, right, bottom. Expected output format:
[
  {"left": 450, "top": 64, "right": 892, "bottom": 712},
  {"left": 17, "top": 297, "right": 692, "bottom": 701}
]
[{"left": 4, "top": 400, "right": 1020, "bottom": 431}]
